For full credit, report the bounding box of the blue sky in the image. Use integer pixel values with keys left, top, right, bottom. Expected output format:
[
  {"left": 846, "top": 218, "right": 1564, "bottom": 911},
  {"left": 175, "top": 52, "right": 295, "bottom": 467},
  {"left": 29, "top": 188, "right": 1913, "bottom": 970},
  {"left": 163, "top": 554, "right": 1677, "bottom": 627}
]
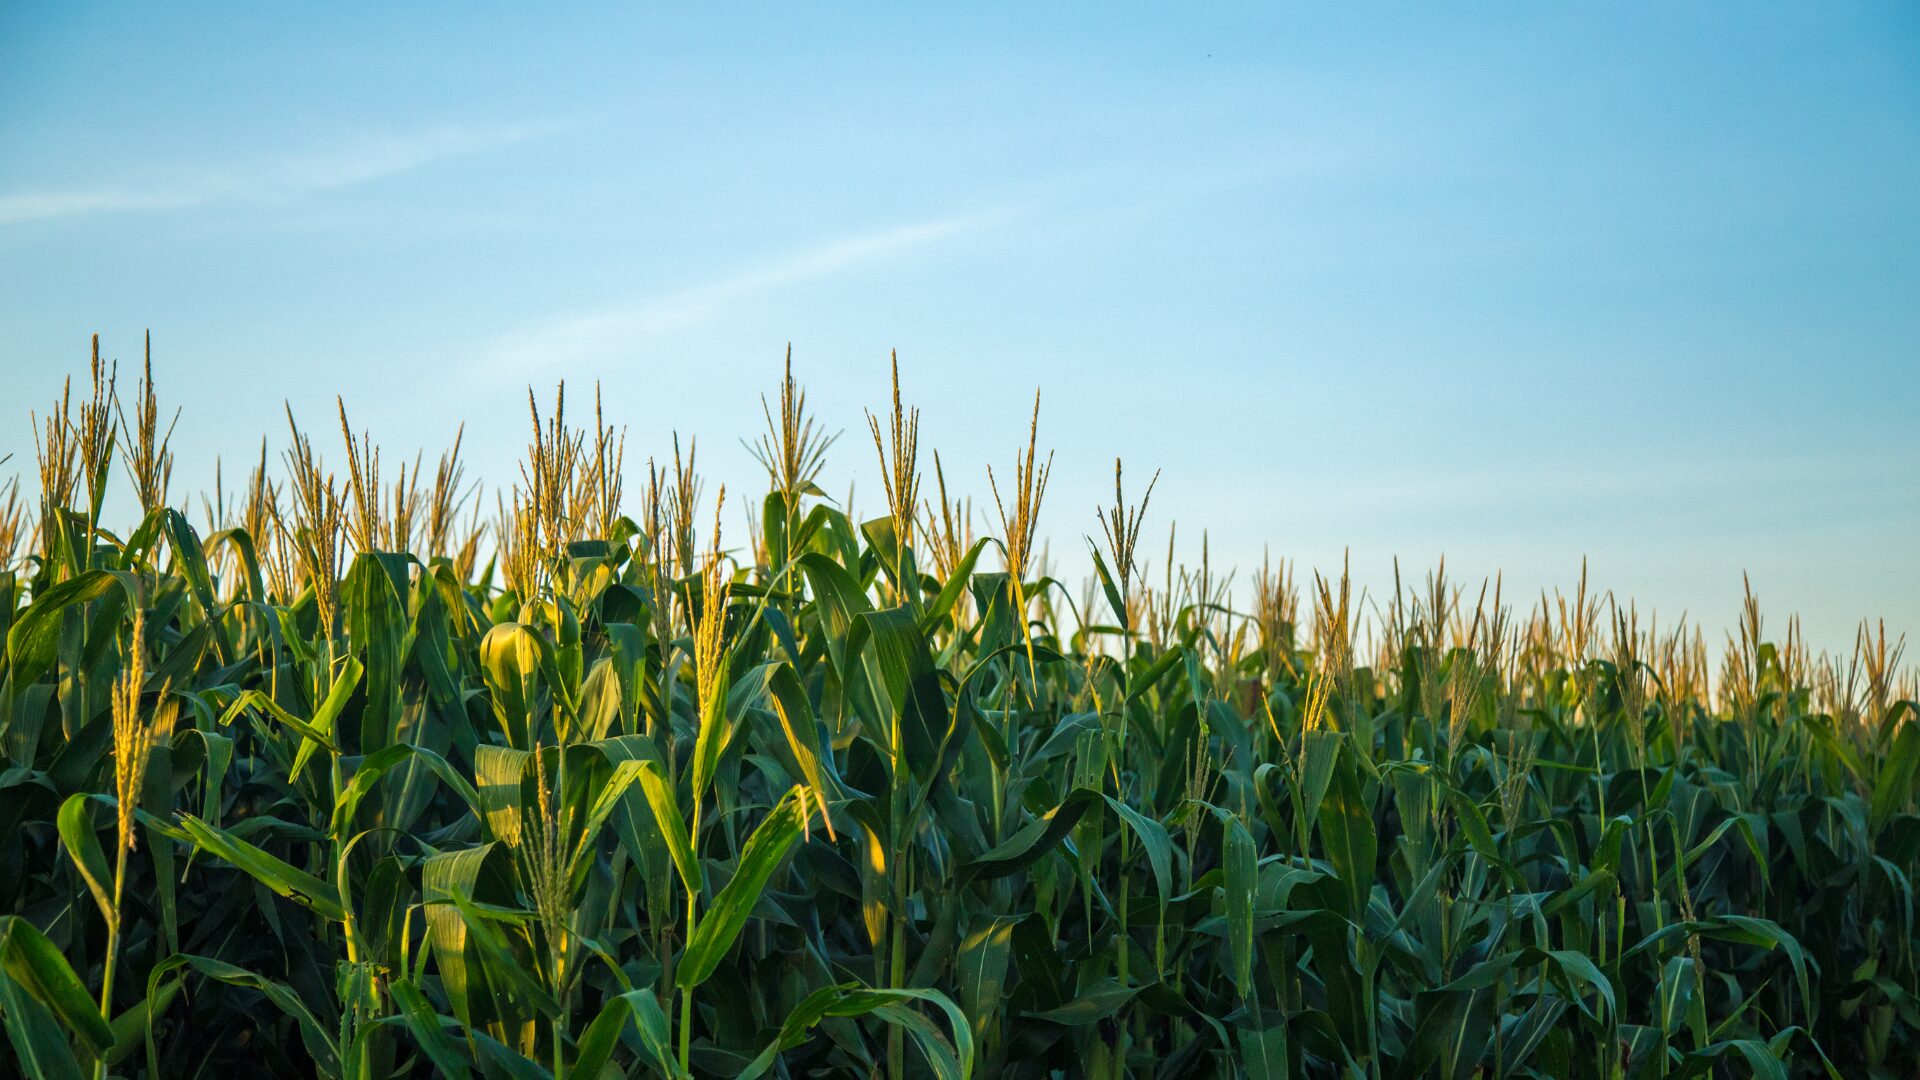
[{"left": 2, "top": 3, "right": 1916, "bottom": 657}]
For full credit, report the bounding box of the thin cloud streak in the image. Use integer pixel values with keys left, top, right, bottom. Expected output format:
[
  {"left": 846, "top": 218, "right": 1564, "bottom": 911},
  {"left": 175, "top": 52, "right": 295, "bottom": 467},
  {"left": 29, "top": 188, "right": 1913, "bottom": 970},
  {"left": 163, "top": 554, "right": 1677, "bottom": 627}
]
[
  {"left": 486, "top": 208, "right": 1014, "bottom": 374},
  {"left": 0, "top": 122, "right": 558, "bottom": 224},
  {"left": 1268, "top": 449, "right": 1917, "bottom": 517}
]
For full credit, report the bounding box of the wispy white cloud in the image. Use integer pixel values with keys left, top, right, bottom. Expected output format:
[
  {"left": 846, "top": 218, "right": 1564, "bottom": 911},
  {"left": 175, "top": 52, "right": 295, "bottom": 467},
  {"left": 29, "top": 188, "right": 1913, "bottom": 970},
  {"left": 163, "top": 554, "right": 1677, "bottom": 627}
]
[
  {"left": 485, "top": 208, "right": 1013, "bottom": 374},
  {"left": 0, "top": 122, "right": 558, "bottom": 225}
]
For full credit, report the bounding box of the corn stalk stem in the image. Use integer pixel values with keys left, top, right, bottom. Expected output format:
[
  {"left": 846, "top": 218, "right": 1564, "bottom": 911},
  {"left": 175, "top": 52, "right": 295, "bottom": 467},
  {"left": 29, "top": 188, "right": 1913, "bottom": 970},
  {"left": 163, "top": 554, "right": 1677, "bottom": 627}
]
[
  {"left": 888, "top": 716, "right": 909, "bottom": 1080},
  {"left": 93, "top": 838, "right": 128, "bottom": 1080},
  {"left": 680, "top": 797, "right": 703, "bottom": 1072}
]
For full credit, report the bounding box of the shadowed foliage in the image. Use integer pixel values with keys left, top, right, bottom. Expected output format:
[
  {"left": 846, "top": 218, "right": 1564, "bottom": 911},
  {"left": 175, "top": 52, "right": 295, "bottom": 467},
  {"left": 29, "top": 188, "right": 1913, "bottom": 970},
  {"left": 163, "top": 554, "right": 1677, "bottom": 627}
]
[{"left": 0, "top": 345, "right": 1916, "bottom": 1078}]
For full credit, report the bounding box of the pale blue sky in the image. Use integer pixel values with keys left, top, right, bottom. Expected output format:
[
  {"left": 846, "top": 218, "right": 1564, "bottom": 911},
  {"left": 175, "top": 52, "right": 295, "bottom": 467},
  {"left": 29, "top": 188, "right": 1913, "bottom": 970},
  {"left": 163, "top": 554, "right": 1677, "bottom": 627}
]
[{"left": 2, "top": 4, "right": 1916, "bottom": 657}]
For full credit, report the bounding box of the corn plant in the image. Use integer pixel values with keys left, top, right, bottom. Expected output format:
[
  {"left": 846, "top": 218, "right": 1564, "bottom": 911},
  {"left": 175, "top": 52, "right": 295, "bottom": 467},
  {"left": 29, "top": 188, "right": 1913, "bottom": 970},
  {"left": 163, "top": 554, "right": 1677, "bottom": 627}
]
[{"left": 0, "top": 340, "right": 1916, "bottom": 1078}]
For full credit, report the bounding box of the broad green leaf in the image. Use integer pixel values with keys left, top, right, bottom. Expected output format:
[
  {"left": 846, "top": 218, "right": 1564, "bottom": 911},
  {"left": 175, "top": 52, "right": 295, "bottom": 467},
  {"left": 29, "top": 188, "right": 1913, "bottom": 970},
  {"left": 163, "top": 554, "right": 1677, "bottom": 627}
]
[
  {"left": 480, "top": 622, "right": 550, "bottom": 750},
  {"left": 474, "top": 744, "right": 532, "bottom": 844},
  {"left": 687, "top": 645, "right": 733, "bottom": 800},
  {"left": 961, "top": 789, "right": 1102, "bottom": 882},
  {"left": 1295, "top": 729, "right": 1344, "bottom": 833},
  {"left": 1223, "top": 816, "right": 1257, "bottom": 998},
  {"left": 176, "top": 814, "right": 347, "bottom": 921},
  {"left": 738, "top": 984, "right": 974, "bottom": 1080},
  {"left": 1319, "top": 748, "right": 1375, "bottom": 920},
  {"left": 573, "top": 988, "right": 685, "bottom": 1080},
  {"left": 162, "top": 509, "right": 233, "bottom": 663},
  {"left": 566, "top": 756, "right": 646, "bottom": 886},
  {"left": 920, "top": 537, "right": 993, "bottom": 633},
  {"left": 0, "top": 916, "right": 113, "bottom": 1057},
  {"left": 677, "top": 788, "right": 810, "bottom": 990},
  {"left": 57, "top": 793, "right": 114, "bottom": 923},
  {"left": 331, "top": 742, "right": 483, "bottom": 837},
  {"left": 1538, "top": 948, "right": 1617, "bottom": 1022},
  {"left": 390, "top": 978, "right": 472, "bottom": 1079},
  {"left": 1088, "top": 544, "right": 1128, "bottom": 631},
  {"left": 957, "top": 917, "right": 1015, "bottom": 1046},
  {"left": 857, "top": 605, "right": 950, "bottom": 782},
  {"left": 148, "top": 954, "right": 338, "bottom": 1073},
  {"left": 7, "top": 570, "right": 128, "bottom": 688},
  {"left": 1871, "top": 717, "right": 1920, "bottom": 835},
  {"left": 0, "top": 967, "right": 85, "bottom": 1080},
  {"left": 634, "top": 759, "right": 699, "bottom": 894},
  {"left": 446, "top": 891, "right": 559, "bottom": 1020},
  {"left": 1240, "top": 1022, "right": 1290, "bottom": 1080},
  {"left": 758, "top": 661, "right": 839, "bottom": 838},
  {"left": 1542, "top": 869, "right": 1617, "bottom": 920},
  {"left": 421, "top": 844, "right": 510, "bottom": 1030},
  {"left": 1659, "top": 956, "right": 1698, "bottom": 1037},
  {"left": 341, "top": 551, "right": 412, "bottom": 754},
  {"left": 1025, "top": 979, "right": 1140, "bottom": 1025}
]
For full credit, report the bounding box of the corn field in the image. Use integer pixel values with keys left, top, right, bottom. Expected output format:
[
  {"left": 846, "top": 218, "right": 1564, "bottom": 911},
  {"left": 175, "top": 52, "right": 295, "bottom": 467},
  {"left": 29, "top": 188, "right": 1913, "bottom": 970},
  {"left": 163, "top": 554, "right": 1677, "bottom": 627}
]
[{"left": 0, "top": 345, "right": 1916, "bottom": 1078}]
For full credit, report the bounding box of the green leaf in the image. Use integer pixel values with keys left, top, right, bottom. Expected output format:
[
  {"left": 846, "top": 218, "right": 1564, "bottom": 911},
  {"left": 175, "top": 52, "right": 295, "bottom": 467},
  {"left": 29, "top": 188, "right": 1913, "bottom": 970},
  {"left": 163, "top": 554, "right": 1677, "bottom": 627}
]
[
  {"left": 162, "top": 509, "right": 234, "bottom": 664},
  {"left": 677, "top": 787, "right": 810, "bottom": 990},
  {"left": 1678, "top": 1039, "right": 1788, "bottom": 1080},
  {"left": 473, "top": 744, "right": 532, "bottom": 845},
  {"left": 688, "top": 645, "right": 733, "bottom": 800},
  {"left": 57, "top": 794, "right": 115, "bottom": 923},
  {"left": 225, "top": 655, "right": 362, "bottom": 783},
  {"left": 1103, "top": 793, "right": 1174, "bottom": 914},
  {"left": 341, "top": 551, "right": 412, "bottom": 754},
  {"left": 445, "top": 891, "right": 559, "bottom": 1020},
  {"left": 591, "top": 735, "right": 677, "bottom": 923},
  {"left": 798, "top": 550, "right": 874, "bottom": 678},
  {"left": 0, "top": 967, "right": 85, "bottom": 1080},
  {"left": 148, "top": 954, "right": 338, "bottom": 1073},
  {"left": 920, "top": 537, "right": 993, "bottom": 633},
  {"left": 738, "top": 984, "right": 974, "bottom": 1080},
  {"left": 1627, "top": 915, "right": 1813, "bottom": 1021},
  {"left": 1658, "top": 956, "right": 1697, "bottom": 1037},
  {"left": 1124, "top": 644, "right": 1186, "bottom": 704},
  {"left": 330, "top": 742, "right": 482, "bottom": 837},
  {"left": 390, "top": 978, "right": 472, "bottom": 1079},
  {"left": 1319, "top": 748, "right": 1375, "bottom": 920},
  {"left": 1872, "top": 717, "right": 1920, "bottom": 836},
  {"left": 1240, "top": 1022, "right": 1290, "bottom": 1080},
  {"left": 567, "top": 757, "right": 646, "bottom": 886},
  {"left": 1538, "top": 948, "right": 1617, "bottom": 1023},
  {"left": 956, "top": 917, "right": 1016, "bottom": 1047},
  {"left": 480, "top": 622, "right": 551, "bottom": 750},
  {"left": 1444, "top": 785, "right": 1501, "bottom": 869},
  {"left": 857, "top": 605, "right": 950, "bottom": 783},
  {"left": 574, "top": 988, "right": 685, "bottom": 1080},
  {"left": 0, "top": 916, "right": 114, "bottom": 1057},
  {"left": 176, "top": 814, "right": 347, "bottom": 921},
  {"left": 183, "top": 728, "right": 233, "bottom": 825},
  {"left": 220, "top": 686, "right": 341, "bottom": 760},
  {"left": 873, "top": 1000, "right": 972, "bottom": 1080},
  {"left": 1678, "top": 813, "right": 1768, "bottom": 878},
  {"left": 7, "top": 570, "right": 127, "bottom": 688},
  {"left": 1542, "top": 869, "right": 1616, "bottom": 920},
  {"left": 1398, "top": 983, "right": 1496, "bottom": 1080},
  {"left": 634, "top": 759, "right": 700, "bottom": 894},
  {"left": 309, "top": 653, "right": 365, "bottom": 729},
  {"left": 1088, "top": 544, "right": 1128, "bottom": 630},
  {"left": 205, "top": 525, "right": 266, "bottom": 605},
  {"left": 1223, "top": 816, "right": 1257, "bottom": 998},
  {"left": 1295, "top": 730, "right": 1344, "bottom": 833},
  {"left": 105, "top": 976, "right": 181, "bottom": 1067},
  {"left": 1026, "top": 979, "right": 1141, "bottom": 1025},
  {"left": 961, "top": 789, "right": 1102, "bottom": 882},
  {"left": 420, "top": 844, "right": 512, "bottom": 1030},
  {"left": 758, "top": 661, "right": 839, "bottom": 837}
]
